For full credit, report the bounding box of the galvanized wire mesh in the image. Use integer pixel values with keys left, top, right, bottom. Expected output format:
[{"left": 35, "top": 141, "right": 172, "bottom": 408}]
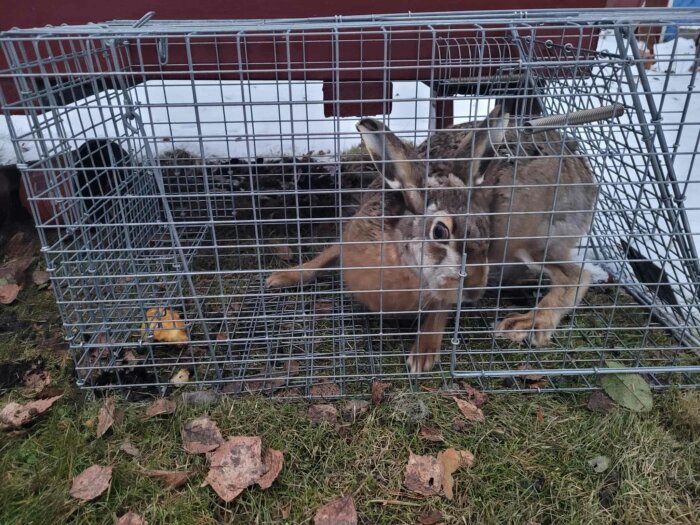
[{"left": 1, "top": 8, "right": 699, "bottom": 396}]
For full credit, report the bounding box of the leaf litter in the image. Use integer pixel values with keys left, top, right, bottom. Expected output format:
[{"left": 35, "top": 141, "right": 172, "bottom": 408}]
[
  {"left": 437, "top": 448, "right": 475, "bottom": 500},
  {"left": 205, "top": 436, "right": 283, "bottom": 502},
  {"left": 308, "top": 404, "right": 338, "bottom": 425},
  {"left": 144, "top": 469, "right": 191, "bottom": 490},
  {"left": 0, "top": 394, "right": 63, "bottom": 430},
  {"left": 145, "top": 398, "right": 177, "bottom": 418},
  {"left": 404, "top": 452, "right": 443, "bottom": 496},
  {"left": 601, "top": 360, "right": 653, "bottom": 412},
  {"left": 69, "top": 464, "right": 112, "bottom": 501},
  {"left": 114, "top": 511, "right": 145, "bottom": 525},
  {"left": 452, "top": 397, "right": 485, "bottom": 422},
  {"left": 313, "top": 496, "right": 358, "bottom": 525},
  {"left": 181, "top": 416, "right": 224, "bottom": 453},
  {"left": 96, "top": 397, "right": 117, "bottom": 438}
]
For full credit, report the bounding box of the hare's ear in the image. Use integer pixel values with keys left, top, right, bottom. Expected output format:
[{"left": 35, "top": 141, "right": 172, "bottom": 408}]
[
  {"left": 356, "top": 118, "right": 425, "bottom": 214},
  {"left": 453, "top": 105, "right": 510, "bottom": 186}
]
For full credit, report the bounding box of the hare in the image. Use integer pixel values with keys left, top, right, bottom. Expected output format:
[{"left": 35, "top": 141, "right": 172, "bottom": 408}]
[{"left": 266, "top": 106, "right": 597, "bottom": 372}]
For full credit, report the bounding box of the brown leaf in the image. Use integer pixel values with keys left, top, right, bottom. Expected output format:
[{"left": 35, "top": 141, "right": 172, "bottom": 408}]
[
  {"left": 310, "top": 382, "right": 341, "bottom": 398},
  {"left": 145, "top": 398, "right": 176, "bottom": 418},
  {"left": 403, "top": 452, "right": 443, "bottom": 496},
  {"left": 279, "top": 501, "right": 292, "bottom": 520},
  {"left": 144, "top": 469, "right": 191, "bottom": 490},
  {"left": 371, "top": 381, "right": 391, "bottom": 405},
  {"left": 257, "top": 448, "right": 284, "bottom": 489},
  {"left": 536, "top": 406, "right": 545, "bottom": 424},
  {"left": 437, "top": 448, "right": 475, "bottom": 500},
  {"left": 419, "top": 424, "right": 445, "bottom": 443},
  {"left": 0, "top": 283, "right": 20, "bottom": 304},
  {"left": 32, "top": 270, "right": 50, "bottom": 286},
  {"left": 69, "top": 464, "right": 112, "bottom": 501},
  {"left": 453, "top": 397, "right": 485, "bottom": 422},
  {"left": 23, "top": 369, "right": 51, "bottom": 393},
  {"left": 587, "top": 391, "right": 616, "bottom": 414},
  {"left": 206, "top": 436, "right": 266, "bottom": 502},
  {"left": 96, "top": 397, "right": 116, "bottom": 438},
  {"left": 114, "top": 511, "right": 146, "bottom": 525},
  {"left": 341, "top": 400, "right": 370, "bottom": 422},
  {"left": 418, "top": 510, "right": 445, "bottom": 525},
  {"left": 120, "top": 440, "right": 141, "bottom": 458},
  {"left": 0, "top": 394, "right": 63, "bottom": 429},
  {"left": 182, "top": 416, "right": 224, "bottom": 454},
  {"left": 307, "top": 404, "right": 338, "bottom": 425},
  {"left": 460, "top": 382, "right": 488, "bottom": 408},
  {"left": 451, "top": 418, "right": 466, "bottom": 432},
  {"left": 313, "top": 496, "right": 358, "bottom": 525}
]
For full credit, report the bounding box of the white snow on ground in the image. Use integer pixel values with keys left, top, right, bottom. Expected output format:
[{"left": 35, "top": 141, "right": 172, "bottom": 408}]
[{"left": 0, "top": 33, "right": 697, "bottom": 242}]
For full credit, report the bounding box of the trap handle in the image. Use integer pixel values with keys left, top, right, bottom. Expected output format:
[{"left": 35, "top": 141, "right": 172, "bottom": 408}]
[{"left": 526, "top": 103, "right": 625, "bottom": 128}]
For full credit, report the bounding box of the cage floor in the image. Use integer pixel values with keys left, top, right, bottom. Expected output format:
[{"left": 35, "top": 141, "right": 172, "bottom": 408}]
[{"left": 75, "top": 271, "right": 699, "bottom": 395}]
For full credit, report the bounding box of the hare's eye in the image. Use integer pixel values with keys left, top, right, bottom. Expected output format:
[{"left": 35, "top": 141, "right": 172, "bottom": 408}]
[{"left": 431, "top": 221, "right": 450, "bottom": 242}]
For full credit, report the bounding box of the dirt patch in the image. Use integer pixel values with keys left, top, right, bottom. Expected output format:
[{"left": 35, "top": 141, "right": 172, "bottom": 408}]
[{"left": 0, "top": 360, "right": 33, "bottom": 390}]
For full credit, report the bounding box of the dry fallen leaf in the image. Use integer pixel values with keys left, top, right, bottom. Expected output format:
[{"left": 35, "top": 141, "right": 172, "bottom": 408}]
[
  {"left": 418, "top": 510, "right": 445, "bottom": 525},
  {"left": 23, "top": 368, "right": 51, "bottom": 394},
  {"left": 114, "top": 511, "right": 146, "bottom": 525},
  {"left": 437, "top": 448, "right": 475, "bottom": 500},
  {"left": 310, "top": 382, "right": 341, "bottom": 398},
  {"left": 69, "top": 464, "right": 112, "bottom": 501},
  {"left": 0, "top": 394, "right": 63, "bottom": 430},
  {"left": 307, "top": 404, "right": 338, "bottom": 425},
  {"left": 120, "top": 440, "right": 141, "bottom": 458},
  {"left": 0, "top": 283, "right": 21, "bottom": 305},
  {"left": 403, "top": 452, "right": 443, "bottom": 497},
  {"left": 371, "top": 381, "right": 391, "bottom": 405},
  {"left": 258, "top": 448, "right": 284, "bottom": 489},
  {"left": 341, "top": 400, "right": 370, "bottom": 422},
  {"left": 181, "top": 416, "right": 224, "bottom": 454},
  {"left": 32, "top": 270, "right": 50, "bottom": 286},
  {"left": 453, "top": 397, "right": 485, "bottom": 422},
  {"left": 143, "top": 308, "right": 189, "bottom": 343},
  {"left": 419, "top": 424, "right": 445, "bottom": 443},
  {"left": 536, "top": 406, "right": 545, "bottom": 424},
  {"left": 313, "top": 496, "right": 358, "bottom": 525},
  {"left": 96, "top": 397, "right": 116, "bottom": 438},
  {"left": 144, "top": 469, "right": 191, "bottom": 490},
  {"left": 279, "top": 501, "right": 292, "bottom": 520},
  {"left": 460, "top": 382, "right": 488, "bottom": 408},
  {"left": 145, "top": 398, "right": 177, "bottom": 418},
  {"left": 206, "top": 436, "right": 267, "bottom": 502},
  {"left": 587, "top": 391, "right": 616, "bottom": 414}
]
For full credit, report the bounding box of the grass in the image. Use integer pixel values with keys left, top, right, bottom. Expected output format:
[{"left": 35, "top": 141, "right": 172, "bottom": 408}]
[
  {"left": 1, "top": 239, "right": 699, "bottom": 524},
  {"left": 1, "top": 289, "right": 700, "bottom": 525}
]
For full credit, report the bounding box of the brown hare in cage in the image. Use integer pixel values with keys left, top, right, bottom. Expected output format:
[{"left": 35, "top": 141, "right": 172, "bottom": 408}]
[{"left": 266, "top": 106, "right": 597, "bottom": 373}]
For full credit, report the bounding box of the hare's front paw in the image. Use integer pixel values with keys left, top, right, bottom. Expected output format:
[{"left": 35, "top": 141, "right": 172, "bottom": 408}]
[
  {"left": 266, "top": 270, "right": 302, "bottom": 288},
  {"left": 495, "top": 310, "right": 557, "bottom": 346},
  {"left": 407, "top": 344, "right": 440, "bottom": 374}
]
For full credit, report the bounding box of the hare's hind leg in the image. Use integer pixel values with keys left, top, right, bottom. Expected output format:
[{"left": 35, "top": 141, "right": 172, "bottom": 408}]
[
  {"left": 407, "top": 309, "right": 450, "bottom": 373},
  {"left": 496, "top": 263, "right": 590, "bottom": 346},
  {"left": 266, "top": 245, "right": 340, "bottom": 288}
]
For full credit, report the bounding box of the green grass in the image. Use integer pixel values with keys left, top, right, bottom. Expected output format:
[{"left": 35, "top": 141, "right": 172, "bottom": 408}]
[
  {"left": 1, "top": 371, "right": 699, "bottom": 524},
  {"left": 2, "top": 244, "right": 699, "bottom": 524}
]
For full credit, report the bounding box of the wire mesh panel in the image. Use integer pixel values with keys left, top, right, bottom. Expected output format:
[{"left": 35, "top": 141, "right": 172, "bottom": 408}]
[{"left": 1, "top": 8, "right": 699, "bottom": 396}]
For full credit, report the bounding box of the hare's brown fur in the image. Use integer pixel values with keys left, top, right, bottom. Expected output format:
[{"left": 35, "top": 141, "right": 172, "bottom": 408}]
[{"left": 267, "top": 107, "right": 597, "bottom": 371}]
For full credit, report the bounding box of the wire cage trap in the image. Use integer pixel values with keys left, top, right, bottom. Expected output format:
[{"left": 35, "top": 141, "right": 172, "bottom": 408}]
[{"left": 1, "top": 8, "right": 699, "bottom": 396}]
